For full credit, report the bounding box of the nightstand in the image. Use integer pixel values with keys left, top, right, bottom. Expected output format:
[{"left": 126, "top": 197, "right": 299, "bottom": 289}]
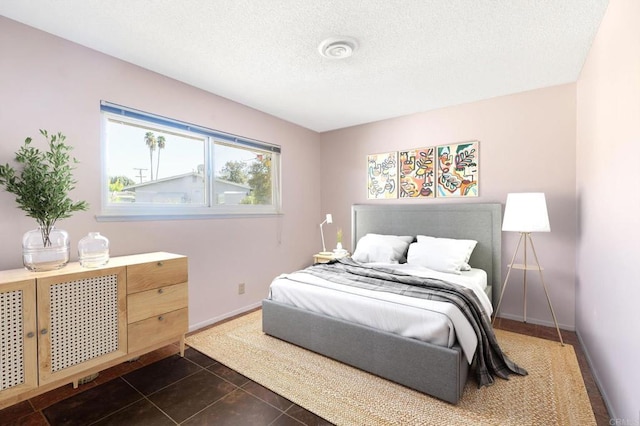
[{"left": 313, "top": 251, "right": 349, "bottom": 264}]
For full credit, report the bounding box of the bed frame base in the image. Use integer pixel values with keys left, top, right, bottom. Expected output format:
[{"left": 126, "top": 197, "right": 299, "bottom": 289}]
[{"left": 262, "top": 299, "right": 468, "bottom": 404}]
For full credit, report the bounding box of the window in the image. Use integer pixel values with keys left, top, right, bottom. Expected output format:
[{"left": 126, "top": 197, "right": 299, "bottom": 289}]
[{"left": 99, "top": 102, "right": 281, "bottom": 220}]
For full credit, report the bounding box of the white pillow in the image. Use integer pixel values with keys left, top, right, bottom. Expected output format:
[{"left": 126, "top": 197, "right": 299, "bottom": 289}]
[
  {"left": 416, "top": 236, "right": 477, "bottom": 263},
  {"left": 352, "top": 234, "right": 414, "bottom": 264},
  {"left": 408, "top": 236, "right": 478, "bottom": 274}
]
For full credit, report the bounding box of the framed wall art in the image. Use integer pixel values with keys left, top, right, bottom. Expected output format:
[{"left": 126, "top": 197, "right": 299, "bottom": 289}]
[
  {"left": 367, "top": 151, "right": 398, "bottom": 199},
  {"left": 399, "top": 147, "right": 435, "bottom": 198},
  {"left": 436, "top": 141, "right": 479, "bottom": 197}
]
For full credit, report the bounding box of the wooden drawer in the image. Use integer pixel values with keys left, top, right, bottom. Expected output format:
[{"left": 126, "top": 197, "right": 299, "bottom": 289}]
[
  {"left": 127, "top": 257, "right": 187, "bottom": 294},
  {"left": 127, "top": 308, "right": 188, "bottom": 353},
  {"left": 127, "top": 283, "right": 188, "bottom": 324}
]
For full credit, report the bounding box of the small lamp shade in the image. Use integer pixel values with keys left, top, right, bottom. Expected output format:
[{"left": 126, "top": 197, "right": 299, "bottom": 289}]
[{"left": 502, "top": 193, "right": 550, "bottom": 232}]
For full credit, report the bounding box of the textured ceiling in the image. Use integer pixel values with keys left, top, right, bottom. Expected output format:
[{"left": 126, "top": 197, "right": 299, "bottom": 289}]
[{"left": 0, "top": 1, "right": 608, "bottom": 132}]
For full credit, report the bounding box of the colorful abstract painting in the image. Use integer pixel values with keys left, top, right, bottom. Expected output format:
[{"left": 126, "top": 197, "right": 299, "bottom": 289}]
[
  {"left": 399, "top": 147, "right": 435, "bottom": 198},
  {"left": 436, "top": 141, "right": 479, "bottom": 197},
  {"left": 367, "top": 151, "right": 398, "bottom": 199}
]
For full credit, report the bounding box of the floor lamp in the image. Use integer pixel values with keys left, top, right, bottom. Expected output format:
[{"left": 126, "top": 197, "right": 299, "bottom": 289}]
[{"left": 493, "top": 193, "right": 564, "bottom": 345}]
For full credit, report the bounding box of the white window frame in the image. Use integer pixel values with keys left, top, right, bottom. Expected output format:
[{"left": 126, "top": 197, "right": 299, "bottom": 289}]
[{"left": 98, "top": 101, "right": 282, "bottom": 221}]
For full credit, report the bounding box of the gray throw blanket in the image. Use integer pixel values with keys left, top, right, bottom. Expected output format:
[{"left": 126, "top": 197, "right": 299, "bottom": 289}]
[{"left": 302, "top": 258, "right": 527, "bottom": 387}]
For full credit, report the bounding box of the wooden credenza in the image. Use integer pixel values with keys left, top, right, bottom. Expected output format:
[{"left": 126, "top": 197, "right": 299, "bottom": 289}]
[{"left": 0, "top": 252, "right": 188, "bottom": 409}]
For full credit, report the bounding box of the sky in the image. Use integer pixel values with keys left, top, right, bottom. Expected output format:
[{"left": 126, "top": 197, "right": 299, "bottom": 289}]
[{"left": 105, "top": 118, "right": 257, "bottom": 184}]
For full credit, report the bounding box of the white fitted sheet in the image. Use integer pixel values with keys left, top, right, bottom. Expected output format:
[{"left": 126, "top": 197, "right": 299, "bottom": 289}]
[{"left": 268, "top": 264, "right": 490, "bottom": 364}]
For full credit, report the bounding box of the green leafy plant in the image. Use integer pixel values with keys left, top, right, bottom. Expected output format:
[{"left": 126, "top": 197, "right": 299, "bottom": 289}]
[
  {"left": 0, "top": 130, "right": 89, "bottom": 245},
  {"left": 336, "top": 227, "right": 343, "bottom": 244}
]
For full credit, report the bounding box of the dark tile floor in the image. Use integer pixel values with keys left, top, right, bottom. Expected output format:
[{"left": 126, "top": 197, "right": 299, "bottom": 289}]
[{"left": 1, "top": 316, "right": 610, "bottom": 426}]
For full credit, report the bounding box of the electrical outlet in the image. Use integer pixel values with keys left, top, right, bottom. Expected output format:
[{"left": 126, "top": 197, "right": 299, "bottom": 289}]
[{"left": 238, "top": 282, "right": 245, "bottom": 295}]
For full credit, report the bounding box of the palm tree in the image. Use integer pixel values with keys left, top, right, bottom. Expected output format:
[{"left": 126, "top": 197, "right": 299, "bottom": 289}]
[
  {"left": 144, "top": 132, "right": 157, "bottom": 180},
  {"left": 156, "top": 135, "right": 166, "bottom": 180}
]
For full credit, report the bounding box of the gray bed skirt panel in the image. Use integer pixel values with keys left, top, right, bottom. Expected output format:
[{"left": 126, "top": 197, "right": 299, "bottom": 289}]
[{"left": 262, "top": 299, "right": 469, "bottom": 404}]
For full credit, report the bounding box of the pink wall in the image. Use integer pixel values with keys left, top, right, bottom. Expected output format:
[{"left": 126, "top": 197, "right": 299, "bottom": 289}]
[
  {"left": 577, "top": 0, "right": 640, "bottom": 421},
  {"left": 320, "top": 85, "right": 579, "bottom": 329},
  {"left": 0, "top": 17, "right": 322, "bottom": 329}
]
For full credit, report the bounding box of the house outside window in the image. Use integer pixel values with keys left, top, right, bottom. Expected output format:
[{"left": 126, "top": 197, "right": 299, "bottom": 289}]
[{"left": 100, "top": 102, "right": 281, "bottom": 221}]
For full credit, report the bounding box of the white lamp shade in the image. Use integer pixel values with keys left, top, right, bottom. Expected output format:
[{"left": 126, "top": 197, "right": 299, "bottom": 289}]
[
  {"left": 502, "top": 193, "right": 550, "bottom": 232},
  {"left": 325, "top": 214, "right": 333, "bottom": 224}
]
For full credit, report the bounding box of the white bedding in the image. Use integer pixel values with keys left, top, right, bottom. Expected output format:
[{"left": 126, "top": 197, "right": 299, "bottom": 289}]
[{"left": 268, "top": 263, "right": 491, "bottom": 364}]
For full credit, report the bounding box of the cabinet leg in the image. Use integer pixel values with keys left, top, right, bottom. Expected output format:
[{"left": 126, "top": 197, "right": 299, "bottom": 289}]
[{"left": 180, "top": 335, "right": 186, "bottom": 357}]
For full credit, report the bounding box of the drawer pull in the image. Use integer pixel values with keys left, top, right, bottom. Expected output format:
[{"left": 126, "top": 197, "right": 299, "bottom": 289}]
[
  {"left": 158, "top": 288, "right": 164, "bottom": 294},
  {"left": 157, "top": 261, "right": 164, "bottom": 267},
  {"left": 158, "top": 316, "right": 164, "bottom": 321},
  {"left": 40, "top": 328, "right": 48, "bottom": 335},
  {"left": 27, "top": 331, "right": 35, "bottom": 338}
]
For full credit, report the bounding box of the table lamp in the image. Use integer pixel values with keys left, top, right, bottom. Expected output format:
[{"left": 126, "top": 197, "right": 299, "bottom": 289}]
[{"left": 319, "top": 213, "right": 333, "bottom": 255}]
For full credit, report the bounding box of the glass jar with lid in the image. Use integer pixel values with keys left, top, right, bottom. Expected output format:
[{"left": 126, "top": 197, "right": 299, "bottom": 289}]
[{"left": 78, "top": 232, "right": 109, "bottom": 268}]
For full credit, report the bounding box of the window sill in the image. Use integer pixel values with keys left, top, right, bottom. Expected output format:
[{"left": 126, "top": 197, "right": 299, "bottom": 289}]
[{"left": 96, "top": 210, "right": 283, "bottom": 222}]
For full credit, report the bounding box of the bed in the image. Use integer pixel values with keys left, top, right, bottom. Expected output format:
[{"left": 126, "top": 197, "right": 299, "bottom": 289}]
[{"left": 262, "top": 203, "right": 518, "bottom": 404}]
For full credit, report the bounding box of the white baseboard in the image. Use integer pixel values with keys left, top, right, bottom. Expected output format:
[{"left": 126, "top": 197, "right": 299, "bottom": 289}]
[
  {"left": 188, "top": 301, "right": 262, "bottom": 333},
  {"left": 575, "top": 330, "right": 615, "bottom": 422}
]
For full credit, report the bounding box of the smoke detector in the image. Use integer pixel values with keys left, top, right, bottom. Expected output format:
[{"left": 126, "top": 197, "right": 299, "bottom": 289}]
[{"left": 318, "top": 37, "right": 358, "bottom": 59}]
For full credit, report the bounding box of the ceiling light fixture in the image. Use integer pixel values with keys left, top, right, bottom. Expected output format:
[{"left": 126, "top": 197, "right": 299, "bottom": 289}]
[{"left": 318, "top": 37, "right": 358, "bottom": 59}]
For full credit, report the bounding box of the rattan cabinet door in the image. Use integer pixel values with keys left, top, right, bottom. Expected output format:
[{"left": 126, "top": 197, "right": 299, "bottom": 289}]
[
  {"left": 36, "top": 267, "right": 128, "bottom": 385},
  {"left": 0, "top": 278, "right": 37, "bottom": 404}
]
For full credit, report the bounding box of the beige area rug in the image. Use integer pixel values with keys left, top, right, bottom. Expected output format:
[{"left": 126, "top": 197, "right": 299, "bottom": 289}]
[{"left": 186, "top": 310, "right": 595, "bottom": 426}]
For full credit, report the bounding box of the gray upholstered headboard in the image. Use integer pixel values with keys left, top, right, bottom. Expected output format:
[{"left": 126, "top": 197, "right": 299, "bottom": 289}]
[{"left": 351, "top": 203, "right": 502, "bottom": 307}]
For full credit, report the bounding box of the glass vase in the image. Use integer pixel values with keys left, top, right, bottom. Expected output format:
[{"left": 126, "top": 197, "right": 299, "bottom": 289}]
[
  {"left": 22, "top": 226, "right": 70, "bottom": 271},
  {"left": 78, "top": 232, "right": 110, "bottom": 268}
]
